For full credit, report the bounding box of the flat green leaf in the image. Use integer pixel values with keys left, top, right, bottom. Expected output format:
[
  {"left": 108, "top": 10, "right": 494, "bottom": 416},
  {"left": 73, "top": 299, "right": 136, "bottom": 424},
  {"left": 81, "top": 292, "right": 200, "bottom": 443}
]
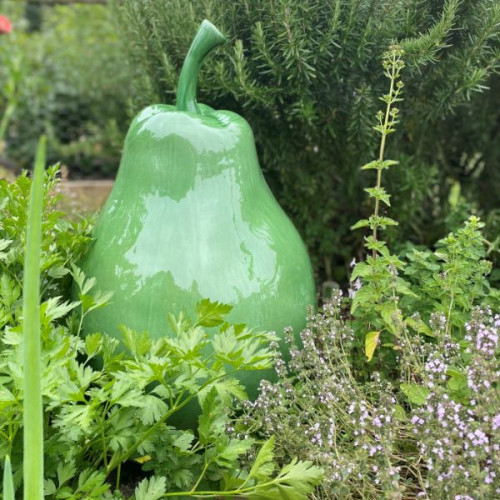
[
  {"left": 380, "top": 301, "right": 401, "bottom": 332},
  {"left": 3, "top": 456, "right": 15, "bottom": 500},
  {"left": 0, "top": 239, "right": 12, "bottom": 261},
  {"left": 247, "top": 436, "right": 276, "bottom": 482},
  {"left": 250, "top": 458, "right": 323, "bottom": 499},
  {"left": 119, "top": 325, "right": 152, "bottom": 357},
  {"left": 173, "top": 432, "right": 195, "bottom": 452},
  {"left": 351, "top": 219, "right": 370, "bottom": 230},
  {"left": 75, "top": 469, "right": 109, "bottom": 496},
  {"left": 401, "top": 383, "right": 430, "bottom": 405},
  {"left": 394, "top": 404, "right": 406, "bottom": 421},
  {"left": 365, "top": 331, "right": 380, "bottom": 362},
  {"left": 195, "top": 299, "right": 232, "bottom": 327},
  {"left": 350, "top": 262, "right": 373, "bottom": 281},
  {"left": 57, "top": 461, "right": 77, "bottom": 487},
  {"left": 351, "top": 284, "right": 377, "bottom": 314},
  {"left": 446, "top": 368, "right": 467, "bottom": 392},
  {"left": 84, "top": 332, "right": 102, "bottom": 357},
  {"left": 198, "top": 387, "right": 226, "bottom": 445},
  {"left": 42, "top": 296, "right": 80, "bottom": 322},
  {"left": 23, "top": 135, "right": 45, "bottom": 500},
  {"left": 216, "top": 438, "right": 254, "bottom": 467},
  {"left": 404, "top": 316, "right": 435, "bottom": 337}
]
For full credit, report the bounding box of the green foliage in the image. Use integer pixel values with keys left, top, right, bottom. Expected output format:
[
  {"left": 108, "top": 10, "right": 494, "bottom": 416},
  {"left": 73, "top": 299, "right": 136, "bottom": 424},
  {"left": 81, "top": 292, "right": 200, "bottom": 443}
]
[
  {"left": 0, "top": 165, "right": 321, "bottom": 498},
  {"left": 241, "top": 297, "right": 500, "bottom": 498},
  {"left": 0, "top": 166, "right": 93, "bottom": 305},
  {"left": 114, "top": 0, "right": 500, "bottom": 280},
  {"left": 1, "top": 2, "right": 132, "bottom": 176},
  {"left": 349, "top": 48, "right": 497, "bottom": 371},
  {"left": 22, "top": 136, "right": 46, "bottom": 500},
  {"left": 238, "top": 36, "right": 499, "bottom": 498}
]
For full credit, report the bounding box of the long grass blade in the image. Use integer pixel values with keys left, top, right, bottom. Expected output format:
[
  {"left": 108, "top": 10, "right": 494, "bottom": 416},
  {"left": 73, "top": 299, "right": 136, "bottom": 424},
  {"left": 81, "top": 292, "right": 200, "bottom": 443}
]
[
  {"left": 23, "top": 136, "right": 46, "bottom": 500},
  {"left": 3, "top": 456, "right": 15, "bottom": 500}
]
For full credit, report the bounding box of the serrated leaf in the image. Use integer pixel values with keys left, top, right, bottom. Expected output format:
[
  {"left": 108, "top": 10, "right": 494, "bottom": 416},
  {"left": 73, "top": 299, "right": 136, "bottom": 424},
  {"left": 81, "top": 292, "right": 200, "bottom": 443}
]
[
  {"left": 138, "top": 395, "right": 168, "bottom": 425},
  {"left": 198, "top": 387, "right": 225, "bottom": 445},
  {"left": 47, "top": 266, "right": 69, "bottom": 279},
  {"left": 43, "top": 479, "right": 57, "bottom": 496},
  {"left": 216, "top": 438, "right": 254, "bottom": 467},
  {"left": 57, "top": 461, "right": 77, "bottom": 487},
  {"left": 350, "top": 262, "right": 372, "bottom": 281},
  {"left": 395, "top": 280, "right": 418, "bottom": 297},
  {"left": 135, "top": 476, "right": 167, "bottom": 500},
  {"left": 195, "top": 299, "right": 233, "bottom": 327},
  {"left": 351, "top": 219, "right": 369, "bottom": 230},
  {"left": 377, "top": 216, "right": 398, "bottom": 227},
  {"left": 404, "top": 317, "right": 435, "bottom": 337},
  {"left": 84, "top": 332, "right": 102, "bottom": 357},
  {"left": 119, "top": 325, "right": 152, "bottom": 357},
  {"left": 42, "top": 296, "right": 80, "bottom": 322},
  {"left": 173, "top": 432, "right": 195, "bottom": 452},
  {"left": 247, "top": 436, "right": 276, "bottom": 482},
  {"left": 76, "top": 469, "right": 109, "bottom": 496},
  {"left": 351, "top": 284, "right": 377, "bottom": 313},
  {"left": 365, "top": 331, "right": 380, "bottom": 362},
  {"left": 251, "top": 458, "right": 323, "bottom": 499},
  {"left": 360, "top": 160, "right": 381, "bottom": 170}
]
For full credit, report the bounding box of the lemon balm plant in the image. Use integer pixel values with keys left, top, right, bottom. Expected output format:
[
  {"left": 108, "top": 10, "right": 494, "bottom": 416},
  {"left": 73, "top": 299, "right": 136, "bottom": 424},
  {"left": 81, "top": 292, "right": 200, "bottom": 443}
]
[
  {"left": 350, "top": 47, "right": 408, "bottom": 364},
  {"left": 350, "top": 47, "right": 495, "bottom": 368}
]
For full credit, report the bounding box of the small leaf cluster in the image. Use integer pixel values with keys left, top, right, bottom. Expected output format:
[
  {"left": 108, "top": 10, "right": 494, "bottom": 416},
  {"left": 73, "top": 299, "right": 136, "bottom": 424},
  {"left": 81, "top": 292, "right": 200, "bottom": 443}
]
[{"left": 0, "top": 167, "right": 93, "bottom": 309}]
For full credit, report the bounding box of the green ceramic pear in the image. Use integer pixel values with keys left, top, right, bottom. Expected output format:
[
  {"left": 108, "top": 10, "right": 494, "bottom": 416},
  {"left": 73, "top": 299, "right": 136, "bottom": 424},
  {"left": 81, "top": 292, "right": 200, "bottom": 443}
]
[{"left": 80, "top": 20, "right": 316, "bottom": 401}]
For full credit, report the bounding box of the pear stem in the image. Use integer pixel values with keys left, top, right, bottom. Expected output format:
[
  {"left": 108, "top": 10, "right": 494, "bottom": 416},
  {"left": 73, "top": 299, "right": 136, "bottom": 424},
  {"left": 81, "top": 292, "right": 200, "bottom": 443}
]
[{"left": 176, "top": 20, "right": 226, "bottom": 113}]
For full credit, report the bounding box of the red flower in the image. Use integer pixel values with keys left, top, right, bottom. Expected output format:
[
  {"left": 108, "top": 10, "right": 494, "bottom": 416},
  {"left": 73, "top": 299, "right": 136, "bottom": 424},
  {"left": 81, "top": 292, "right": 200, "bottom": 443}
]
[{"left": 0, "top": 15, "right": 12, "bottom": 35}]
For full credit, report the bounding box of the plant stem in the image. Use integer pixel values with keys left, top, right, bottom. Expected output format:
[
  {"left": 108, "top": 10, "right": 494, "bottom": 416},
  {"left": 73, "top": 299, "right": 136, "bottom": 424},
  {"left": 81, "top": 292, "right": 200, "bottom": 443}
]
[
  {"left": 372, "top": 58, "right": 397, "bottom": 259},
  {"left": 115, "top": 463, "right": 121, "bottom": 492},
  {"left": 190, "top": 461, "right": 210, "bottom": 494},
  {"left": 0, "top": 103, "right": 15, "bottom": 143},
  {"left": 23, "top": 136, "right": 46, "bottom": 500}
]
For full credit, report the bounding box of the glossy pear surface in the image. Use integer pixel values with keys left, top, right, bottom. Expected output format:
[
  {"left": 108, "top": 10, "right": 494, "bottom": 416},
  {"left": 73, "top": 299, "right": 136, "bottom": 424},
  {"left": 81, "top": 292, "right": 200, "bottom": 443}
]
[
  {"left": 79, "top": 19, "right": 316, "bottom": 404},
  {"left": 81, "top": 103, "right": 316, "bottom": 353}
]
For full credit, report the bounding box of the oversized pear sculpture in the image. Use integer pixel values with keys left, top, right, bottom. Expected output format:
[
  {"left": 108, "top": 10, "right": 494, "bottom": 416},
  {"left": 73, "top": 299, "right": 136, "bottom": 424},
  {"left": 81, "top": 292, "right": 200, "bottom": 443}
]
[{"left": 80, "top": 21, "right": 316, "bottom": 400}]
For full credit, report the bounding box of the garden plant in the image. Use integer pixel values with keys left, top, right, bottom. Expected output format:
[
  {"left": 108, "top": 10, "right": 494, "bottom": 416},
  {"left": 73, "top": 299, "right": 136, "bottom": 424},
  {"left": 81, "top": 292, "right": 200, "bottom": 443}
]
[
  {"left": 0, "top": 1, "right": 499, "bottom": 499},
  {"left": 240, "top": 46, "right": 500, "bottom": 499},
  {"left": 115, "top": 0, "right": 500, "bottom": 284}
]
